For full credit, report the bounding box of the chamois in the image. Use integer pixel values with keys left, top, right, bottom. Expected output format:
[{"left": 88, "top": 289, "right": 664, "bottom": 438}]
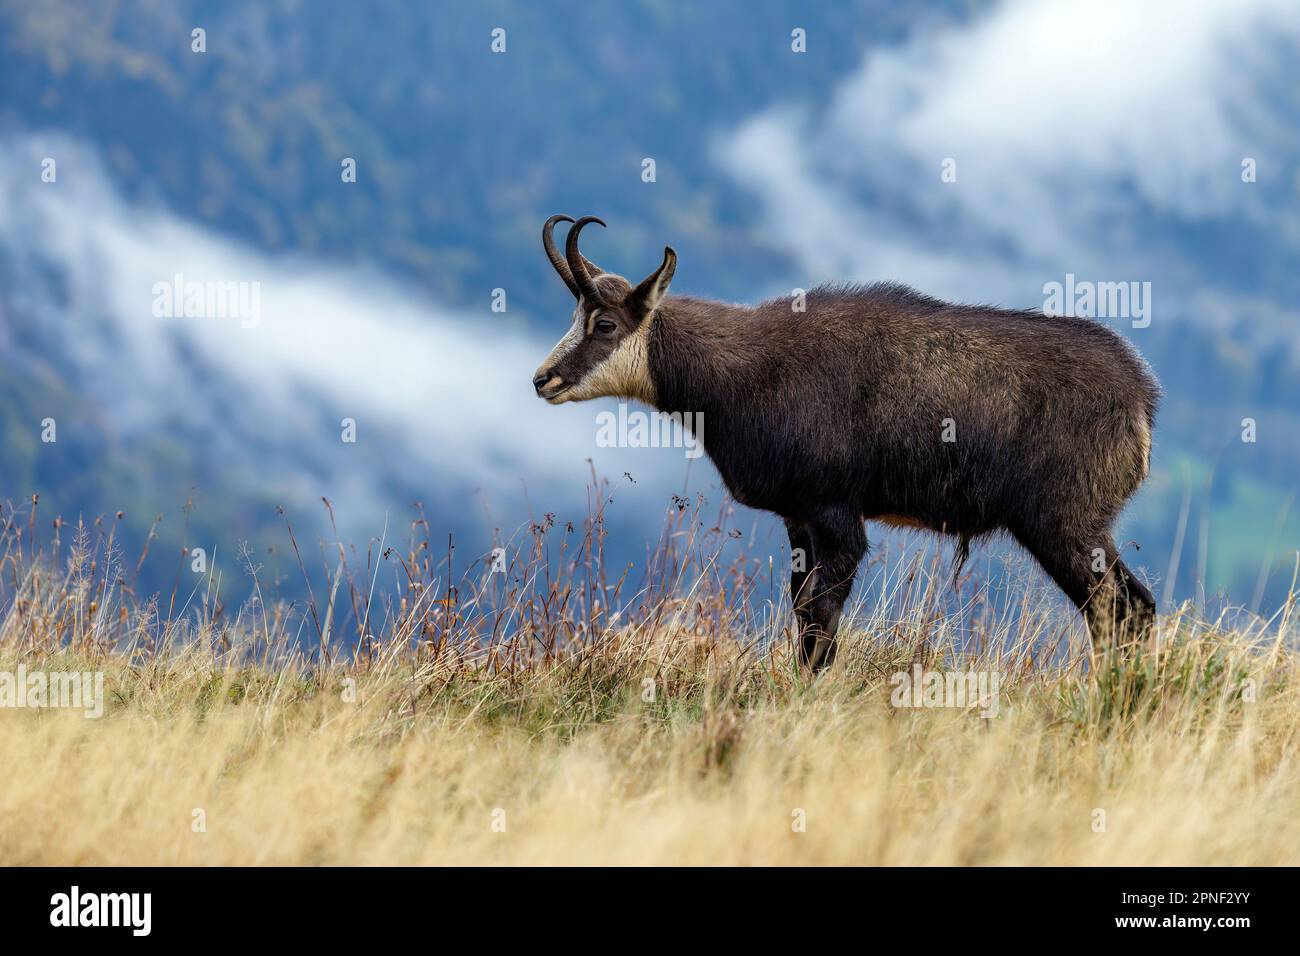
[{"left": 533, "top": 215, "right": 1159, "bottom": 670}]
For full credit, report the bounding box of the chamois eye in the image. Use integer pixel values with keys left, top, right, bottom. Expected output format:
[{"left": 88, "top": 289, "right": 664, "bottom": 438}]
[{"left": 594, "top": 318, "right": 617, "bottom": 335}]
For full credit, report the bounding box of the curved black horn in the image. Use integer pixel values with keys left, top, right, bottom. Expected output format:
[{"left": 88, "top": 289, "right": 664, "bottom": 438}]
[
  {"left": 566, "top": 215, "right": 607, "bottom": 305},
  {"left": 542, "top": 214, "right": 579, "bottom": 297}
]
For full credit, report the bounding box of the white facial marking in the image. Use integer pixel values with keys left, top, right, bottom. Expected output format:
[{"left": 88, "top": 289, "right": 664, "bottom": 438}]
[
  {"left": 534, "top": 301, "right": 655, "bottom": 405},
  {"left": 566, "top": 325, "right": 653, "bottom": 403},
  {"left": 537, "top": 306, "right": 584, "bottom": 368}
]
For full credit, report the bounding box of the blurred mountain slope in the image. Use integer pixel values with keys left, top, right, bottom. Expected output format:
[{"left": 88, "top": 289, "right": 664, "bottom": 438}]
[{"left": 0, "top": 0, "right": 1296, "bottom": 613}]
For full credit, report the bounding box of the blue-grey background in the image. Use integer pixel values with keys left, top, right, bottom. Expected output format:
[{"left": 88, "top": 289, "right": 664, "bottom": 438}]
[{"left": 1, "top": 0, "right": 1297, "bottom": 618}]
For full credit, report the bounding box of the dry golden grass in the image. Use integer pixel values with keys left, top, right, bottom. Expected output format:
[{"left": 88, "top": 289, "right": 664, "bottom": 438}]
[{"left": 1, "top": 492, "right": 1298, "bottom": 865}]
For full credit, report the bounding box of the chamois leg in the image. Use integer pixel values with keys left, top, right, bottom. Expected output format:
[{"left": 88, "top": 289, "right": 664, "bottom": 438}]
[
  {"left": 1018, "top": 527, "right": 1155, "bottom": 650},
  {"left": 798, "top": 511, "right": 867, "bottom": 672},
  {"left": 1106, "top": 553, "right": 1157, "bottom": 646},
  {"left": 1079, "top": 543, "right": 1156, "bottom": 649},
  {"left": 784, "top": 518, "right": 816, "bottom": 636}
]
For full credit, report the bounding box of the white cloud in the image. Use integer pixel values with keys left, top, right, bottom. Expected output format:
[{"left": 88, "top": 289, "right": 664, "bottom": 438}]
[
  {"left": 718, "top": 0, "right": 1300, "bottom": 318},
  {"left": 0, "top": 135, "right": 695, "bottom": 533}
]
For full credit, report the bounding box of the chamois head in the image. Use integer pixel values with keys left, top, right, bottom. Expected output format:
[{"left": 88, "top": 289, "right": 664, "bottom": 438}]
[{"left": 532, "top": 215, "right": 675, "bottom": 404}]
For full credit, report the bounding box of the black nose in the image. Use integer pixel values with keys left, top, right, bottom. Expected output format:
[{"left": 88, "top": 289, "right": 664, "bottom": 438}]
[{"left": 532, "top": 371, "right": 552, "bottom": 393}]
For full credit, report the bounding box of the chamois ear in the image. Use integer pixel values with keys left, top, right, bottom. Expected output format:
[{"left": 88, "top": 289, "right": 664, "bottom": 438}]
[{"left": 626, "top": 246, "right": 676, "bottom": 321}]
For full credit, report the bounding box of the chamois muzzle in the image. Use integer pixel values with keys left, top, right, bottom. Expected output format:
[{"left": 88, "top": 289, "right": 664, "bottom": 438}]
[{"left": 532, "top": 368, "right": 566, "bottom": 400}]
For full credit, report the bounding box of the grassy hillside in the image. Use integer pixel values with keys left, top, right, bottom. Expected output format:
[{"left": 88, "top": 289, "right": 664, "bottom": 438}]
[{"left": 2, "top": 498, "right": 1297, "bottom": 865}]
